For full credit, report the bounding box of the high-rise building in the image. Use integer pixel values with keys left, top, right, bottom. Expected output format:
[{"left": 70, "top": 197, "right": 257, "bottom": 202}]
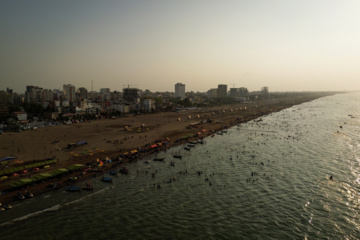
[
  {"left": 41, "top": 89, "right": 54, "bottom": 102},
  {"left": 217, "top": 84, "right": 227, "bottom": 98},
  {"left": 229, "top": 88, "right": 239, "bottom": 97},
  {"left": 100, "top": 88, "right": 111, "bottom": 101},
  {"left": 123, "top": 87, "right": 140, "bottom": 103},
  {"left": 229, "top": 87, "right": 249, "bottom": 98},
  {"left": 78, "top": 87, "right": 88, "bottom": 100},
  {"left": 175, "top": 83, "right": 185, "bottom": 99},
  {"left": 261, "top": 86, "right": 269, "bottom": 97},
  {"left": 25, "top": 86, "right": 43, "bottom": 103},
  {"left": 63, "top": 84, "right": 76, "bottom": 102},
  {"left": 239, "top": 87, "right": 249, "bottom": 97}
]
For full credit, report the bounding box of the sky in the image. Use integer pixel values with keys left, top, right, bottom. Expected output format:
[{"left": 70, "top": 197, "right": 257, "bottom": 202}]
[{"left": 1, "top": 0, "right": 360, "bottom": 93}]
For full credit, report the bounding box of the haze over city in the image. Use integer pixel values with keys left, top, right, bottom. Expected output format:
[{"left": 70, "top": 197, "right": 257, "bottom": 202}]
[{"left": 1, "top": 0, "right": 360, "bottom": 93}]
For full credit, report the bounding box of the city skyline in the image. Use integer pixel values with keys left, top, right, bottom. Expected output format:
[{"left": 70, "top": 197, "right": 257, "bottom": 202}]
[{"left": 1, "top": 1, "right": 360, "bottom": 93}]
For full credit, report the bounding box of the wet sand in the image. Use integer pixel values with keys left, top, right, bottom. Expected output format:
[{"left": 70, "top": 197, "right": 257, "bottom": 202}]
[{"left": 0, "top": 92, "right": 335, "bottom": 204}]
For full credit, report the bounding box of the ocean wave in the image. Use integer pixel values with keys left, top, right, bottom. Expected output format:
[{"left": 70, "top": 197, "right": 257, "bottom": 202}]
[{"left": 0, "top": 204, "right": 62, "bottom": 226}]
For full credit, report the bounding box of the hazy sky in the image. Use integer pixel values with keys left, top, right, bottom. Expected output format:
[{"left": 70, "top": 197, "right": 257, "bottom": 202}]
[{"left": 1, "top": 0, "right": 360, "bottom": 93}]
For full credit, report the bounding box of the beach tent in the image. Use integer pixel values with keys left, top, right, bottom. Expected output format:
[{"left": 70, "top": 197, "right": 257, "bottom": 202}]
[
  {"left": 0, "top": 176, "right": 8, "bottom": 181},
  {"left": 51, "top": 168, "right": 69, "bottom": 176},
  {"left": 67, "top": 164, "right": 85, "bottom": 171},
  {"left": 31, "top": 173, "right": 53, "bottom": 182},
  {"left": 9, "top": 178, "right": 33, "bottom": 188}
]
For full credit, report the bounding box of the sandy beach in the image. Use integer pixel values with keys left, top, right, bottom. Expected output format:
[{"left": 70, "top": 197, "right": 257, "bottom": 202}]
[{"left": 0, "top": 92, "right": 335, "bottom": 205}]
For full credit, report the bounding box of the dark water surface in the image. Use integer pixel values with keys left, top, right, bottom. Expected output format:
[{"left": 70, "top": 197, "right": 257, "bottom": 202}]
[{"left": 1, "top": 93, "right": 359, "bottom": 239}]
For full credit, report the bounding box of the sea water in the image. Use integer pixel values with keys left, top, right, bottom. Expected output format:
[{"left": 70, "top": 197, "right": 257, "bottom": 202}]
[{"left": 1, "top": 92, "right": 359, "bottom": 240}]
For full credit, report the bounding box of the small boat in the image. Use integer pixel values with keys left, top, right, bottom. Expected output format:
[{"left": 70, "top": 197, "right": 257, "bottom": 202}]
[
  {"left": 17, "top": 192, "right": 25, "bottom": 200},
  {"left": 119, "top": 167, "right": 129, "bottom": 174},
  {"left": 109, "top": 170, "right": 118, "bottom": 175},
  {"left": 25, "top": 190, "right": 34, "bottom": 198},
  {"left": 144, "top": 160, "right": 151, "bottom": 164},
  {"left": 66, "top": 186, "right": 81, "bottom": 192},
  {"left": 101, "top": 177, "right": 113, "bottom": 182},
  {"left": 170, "top": 161, "right": 175, "bottom": 166},
  {"left": 0, "top": 207, "right": 5, "bottom": 212},
  {"left": 153, "top": 158, "right": 165, "bottom": 162},
  {"left": 184, "top": 147, "right": 191, "bottom": 151},
  {"left": 3, "top": 204, "right": 12, "bottom": 210},
  {"left": 173, "top": 155, "right": 182, "bottom": 159},
  {"left": 187, "top": 144, "right": 195, "bottom": 147}
]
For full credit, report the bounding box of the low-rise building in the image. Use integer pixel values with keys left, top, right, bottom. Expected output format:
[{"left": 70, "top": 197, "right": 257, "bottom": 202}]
[
  {"left": 43, "top": 112, "right": 59, "bottom": 120},
  {"left": 13, "top": 111, "right": 27, "bottom": 121},
  {"left": 143, "top": 99, "right": 155, "bottom": 112}
]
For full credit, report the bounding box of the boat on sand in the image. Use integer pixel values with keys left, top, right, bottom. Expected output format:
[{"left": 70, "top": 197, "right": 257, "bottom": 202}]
[{"left": 66, "top": 186, "right": 81, "bottom": 192}]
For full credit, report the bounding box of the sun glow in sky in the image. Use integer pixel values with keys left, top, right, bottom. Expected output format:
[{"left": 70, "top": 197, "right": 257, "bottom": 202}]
[{"left": 1, "top": 0, "right": 360, "bottom": 93}]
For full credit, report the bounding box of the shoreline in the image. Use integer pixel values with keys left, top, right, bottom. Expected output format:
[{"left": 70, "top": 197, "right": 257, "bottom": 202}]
[{"left": 0, "top": 92, "right": 337, "bottom": 206}]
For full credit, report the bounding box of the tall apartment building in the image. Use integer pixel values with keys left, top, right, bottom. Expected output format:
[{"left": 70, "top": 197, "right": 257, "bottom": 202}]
[
  {"left": 78, "top": 87, "right": 88, "bottom": 100},
  {"left": 123, "top": 88, "right": 140, "bottom": 103},
  {"left": 63, "top": 84, "right": 76, "bottom": 102},
  {"left": 100, "top": 88, "right": 111, "bottom": 101},
  {"left": 261, "top": 86, "right": 269, "bottom": 97},
  {"left": 25, "top": 86, "right": 43, "bottom": 103},
  {"left": 42, "top": 89, "right": 54, "bottom": 102},
  {"left": 217, "top": 84, "right": 228, "bottom": 98},
  {"left": 229, "top": 87, "right": 249, "bottom": 98},
  {"left": 175, "top": 83, "right": 185, "bottom": 99}
]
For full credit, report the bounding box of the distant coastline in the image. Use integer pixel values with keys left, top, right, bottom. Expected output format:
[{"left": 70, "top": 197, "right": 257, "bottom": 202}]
[{"left": 0, "top": 92, "right": 338, "bottom": 205}]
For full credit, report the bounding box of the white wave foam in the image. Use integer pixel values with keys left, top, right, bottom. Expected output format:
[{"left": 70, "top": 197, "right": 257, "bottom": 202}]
[
  {"left": 64, "top": 185, "right": 112, "bottom": 206},
  {"left": 0, "top": 204, "right": 62, "bottom": 227}
]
